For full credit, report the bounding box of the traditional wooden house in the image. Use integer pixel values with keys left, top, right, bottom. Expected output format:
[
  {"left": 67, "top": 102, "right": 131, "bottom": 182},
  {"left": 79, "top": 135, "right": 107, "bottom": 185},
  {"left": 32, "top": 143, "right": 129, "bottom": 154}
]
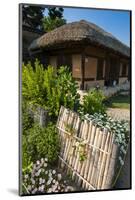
[{"left": 29, "top": 20, "right": 130, "bottom": 90}]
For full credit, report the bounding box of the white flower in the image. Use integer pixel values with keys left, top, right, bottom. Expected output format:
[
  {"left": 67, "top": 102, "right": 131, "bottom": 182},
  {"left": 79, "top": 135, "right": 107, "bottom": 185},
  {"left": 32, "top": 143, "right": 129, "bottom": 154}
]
[
  {"left": 58, "top": 186, "right": 61, "bottom": 190},
  {"left": 40, "top": 185, "right": 45, "bottom": 192},
  {"left": 24, "top": 174, "right": 28, "bottom": 179},
  {"left": 49, "top": 172, "right": 52, "bottom": 177},
  {"left": 39, "top": 178, "right": 42, "bottom": 184},
  {"left": 57, "top": 174, "right": 62, "bottom": 181},
  {"left": 32, "top": 188, "right": 37, "bottom": 194},
  {"left": 27, "top": 185, "right": 32, "bottom": 191},
  {"left": 45, "top": 170, "right": 48, "bottom": 175},
  {"left": 52, "top": 179, "right": 56, "bottom": 184},
  {"left": 41, "top": 158, "right": 44, "bottom": 163},
  {"left": 36, "top": 160, "right": 40, "bottom": 165},
  {"left": 36, "top": 165, "right": 41, "bottom": 170},
  {"left": 38, "top": 169, "right": 41, "bottom": 175},
  {"left": 52, "top": 185, "right": 57, "bottom": 192},
  {"left": 31, "top": 178, "right": 35, "bottom": 185},
  {"left": 52, "top": 170, "right": 56, "bottom": 174},
  {"left": 42, "top": 179, "right": 45, "bottom": 184},
  {"left": 44, "top": 163, "right": 47, "bottom": 168},
  {"left": 47, "top": 179, "right": 51, "bottom": 185},
  {"left": 47, "top": 188, "right": 52, "bottom": 193},
  {"left": 55, "top": 181, "right": 59, "bottom": 186},
  {"left": 45, "top": 158, "right": 48, "bottom": 162},
  {"left": 35, "top": 172, "right": 39, "bottom": 177}
]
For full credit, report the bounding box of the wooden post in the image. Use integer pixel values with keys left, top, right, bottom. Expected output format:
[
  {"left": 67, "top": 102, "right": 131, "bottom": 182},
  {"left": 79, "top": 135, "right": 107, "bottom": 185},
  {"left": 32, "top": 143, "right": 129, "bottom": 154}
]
[
  {"left": 105, "top": 52, "right": 110, "bottom": 85},
  {"left": 80, "top": 53, "right": 85, "bottom": 90}
]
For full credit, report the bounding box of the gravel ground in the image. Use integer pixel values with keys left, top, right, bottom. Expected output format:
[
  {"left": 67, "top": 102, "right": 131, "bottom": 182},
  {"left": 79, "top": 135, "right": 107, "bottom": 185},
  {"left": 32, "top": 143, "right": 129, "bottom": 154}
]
[{"left": 107, "top": 108, "right": 130, "bottom": 121}]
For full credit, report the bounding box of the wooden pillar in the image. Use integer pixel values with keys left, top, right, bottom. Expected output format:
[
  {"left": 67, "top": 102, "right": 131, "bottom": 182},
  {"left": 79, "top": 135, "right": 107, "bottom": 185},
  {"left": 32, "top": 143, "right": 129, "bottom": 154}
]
[
  {"left": 80, "top": 53, "right": 85, "bottom": 90},
  {"left": 117, "top": 57, "right": 120, "bottom": 84},
  {"left": 105, "top": 53, "right": 110, "bottom": 85}
]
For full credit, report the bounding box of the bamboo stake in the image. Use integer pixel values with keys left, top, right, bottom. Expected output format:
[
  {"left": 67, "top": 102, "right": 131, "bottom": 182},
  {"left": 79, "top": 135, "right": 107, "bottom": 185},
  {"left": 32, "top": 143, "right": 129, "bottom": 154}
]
[
  {"left": 63, "top": 111, "right": 73, "bottom": 162},
  {"left": 101, "top": 132, "right": 114, "bottom": 189},
  {"left": 89, "top": 127, "right": 100, "bottom": 185},
  {"left": 87, "top": 124, "right": 97, "bottom": 183},
  {"left": 80, "top": 121, "right": 91, "bottom": 189},
  {"left": 90, "top": 127, "right": 102, "bottom": 187},
  {"left": 63, "top": 112, "right": 73, "bottom": 159},
  {"left": 97, "top": 129, "right": 110, "bottom": 189},
  {"left": 94, "top": 128, "right": 103, "bottom": 188},
  {"left": 96, "top": 129, "right": 107, "bottom": 189}
]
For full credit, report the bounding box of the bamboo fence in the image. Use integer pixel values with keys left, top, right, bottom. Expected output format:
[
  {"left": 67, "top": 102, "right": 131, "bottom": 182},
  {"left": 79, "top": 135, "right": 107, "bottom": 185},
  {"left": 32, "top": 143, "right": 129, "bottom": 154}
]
[{"left": 56, "top": 106, "right": 119, "bottom": 190}]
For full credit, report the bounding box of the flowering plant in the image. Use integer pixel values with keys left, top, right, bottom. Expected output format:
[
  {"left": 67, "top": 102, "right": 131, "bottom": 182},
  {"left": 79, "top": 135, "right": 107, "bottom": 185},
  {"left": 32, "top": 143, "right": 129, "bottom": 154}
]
[{"left": 22, "top": 157, "right": 74, "bottom": 194}]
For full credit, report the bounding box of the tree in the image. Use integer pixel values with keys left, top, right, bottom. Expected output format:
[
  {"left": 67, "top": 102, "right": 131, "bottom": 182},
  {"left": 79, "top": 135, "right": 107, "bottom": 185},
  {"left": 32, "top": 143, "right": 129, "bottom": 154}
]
[
  {"left": 48, "top": 7, "right": 64, "bottom": 19},
  {"left": 42, "top": 17, "right": 66, "bottom": 32},
  {"left": 22, "top": 5, "right": 45, "bottom": 30},
  {"left": 42, "top": 7, "right": 66, "bottom": 32}
]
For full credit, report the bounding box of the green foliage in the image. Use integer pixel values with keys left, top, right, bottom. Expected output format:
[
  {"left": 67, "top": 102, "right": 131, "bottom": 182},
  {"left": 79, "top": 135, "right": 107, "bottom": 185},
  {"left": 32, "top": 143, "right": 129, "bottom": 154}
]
[
  {"left": 105, "top": 94, "right": 130, "bottom": 109},
  {"left": 22, "top": 60, "right": 45, "bottom": 106},
  {"left": 56, "top": 66, "right": 80, "bottom": 112},
  {"left": 22, "top": 5, "right": 45, "bottom": 30},
  {"left": 22, "top": 123, "right": 60, "bottom": 169},
  {"left": 42, "top": 7, "right": 66, "bottom": 32},
  {"left": 22, "top": 101, "right": 34, "bottom": 134},
  {"left": 42, "top": 16, "right": 66, "bottom": 32},
  {"left": 22, "top": 134, "right": 33, "bottom": 171},
  {"left": 22, "top": 60, "right": 79, "bottom": 118},
  {"left": 84, "top": 112, "right": 129, "bottom": 165},
  {"left": 48, "top": 7, "right": 64, "bottom": 19},
  {"left": 82, "top": 88, "right": 106, "bottom": 115}
]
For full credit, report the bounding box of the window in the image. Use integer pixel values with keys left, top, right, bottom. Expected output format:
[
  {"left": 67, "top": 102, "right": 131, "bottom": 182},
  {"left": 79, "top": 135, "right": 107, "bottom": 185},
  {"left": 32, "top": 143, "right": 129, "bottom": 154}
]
[
  {"left": 121, "top": 63, "right": 127, "bottom": 77},
  {"left": 84, "top": 56, "right": 97, "bottom": 79},
  {"left": 57, "top": 54, "right": 72, "bottom": 70},
  {"left": 97, "top": 58, "right": 104, "bottom": 80}
]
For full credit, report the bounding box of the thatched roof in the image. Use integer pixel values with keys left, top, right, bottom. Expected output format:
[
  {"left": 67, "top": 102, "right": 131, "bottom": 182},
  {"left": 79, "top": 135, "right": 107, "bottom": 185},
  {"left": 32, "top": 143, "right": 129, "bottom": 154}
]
[{"left": 29, "top": 20, "right": 130, "bottom": 57}]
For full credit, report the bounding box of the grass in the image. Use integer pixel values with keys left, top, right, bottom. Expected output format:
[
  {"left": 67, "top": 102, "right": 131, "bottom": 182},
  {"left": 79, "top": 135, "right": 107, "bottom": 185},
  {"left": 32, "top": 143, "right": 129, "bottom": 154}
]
[{"left": 105, "top": 94, "right": 130, "bottom": 109}]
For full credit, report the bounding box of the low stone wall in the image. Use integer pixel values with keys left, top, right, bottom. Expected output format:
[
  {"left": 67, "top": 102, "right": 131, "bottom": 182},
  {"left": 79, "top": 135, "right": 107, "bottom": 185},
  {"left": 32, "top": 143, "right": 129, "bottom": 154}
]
[
  {"left": 77, "top": 81, "right": 130, "bottom": 102},
  {"left": 102, "top": 82, "right": 130, "bottom": 98}
]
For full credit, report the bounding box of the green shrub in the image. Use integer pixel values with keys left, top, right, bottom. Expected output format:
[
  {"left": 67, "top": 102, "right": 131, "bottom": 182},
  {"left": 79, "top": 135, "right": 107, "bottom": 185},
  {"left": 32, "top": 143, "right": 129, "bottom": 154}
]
[
  {"left": 82, "top": 88, "right": 106, "bottom": 115},
  {"left": 22, "top": 134, "right": 33, "bottom": 171},
  {"left": 22, "top": 60, "right": 80, "bottom": 118},
  {"left": 22, "top": 101, "right": 34, "bottom": 134},
  {"left": 22, "top": 123, "right": 60, "bottom": 169},
  {"left": 22, "top": 60, "right": 46, "bottom": 106}
]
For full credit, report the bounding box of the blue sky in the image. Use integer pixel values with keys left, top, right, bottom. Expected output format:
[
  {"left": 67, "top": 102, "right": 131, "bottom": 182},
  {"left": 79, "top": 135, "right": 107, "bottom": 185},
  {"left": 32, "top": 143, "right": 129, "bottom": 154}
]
[{"left": 45, "top": 7, "right": 130, "bottom": 47}]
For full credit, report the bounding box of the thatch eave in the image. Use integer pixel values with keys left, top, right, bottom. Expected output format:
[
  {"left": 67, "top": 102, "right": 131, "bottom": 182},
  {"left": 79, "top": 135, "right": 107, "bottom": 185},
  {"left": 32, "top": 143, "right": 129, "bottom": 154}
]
[{"left": 29, "top": 20, "right": 130, "bottom": 58}]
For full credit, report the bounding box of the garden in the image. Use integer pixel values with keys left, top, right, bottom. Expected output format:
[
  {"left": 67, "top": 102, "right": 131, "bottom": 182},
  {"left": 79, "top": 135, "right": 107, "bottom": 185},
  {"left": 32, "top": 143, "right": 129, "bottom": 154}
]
[{"left": 21, "top": 59, "right": 130, "bottom": 194}]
